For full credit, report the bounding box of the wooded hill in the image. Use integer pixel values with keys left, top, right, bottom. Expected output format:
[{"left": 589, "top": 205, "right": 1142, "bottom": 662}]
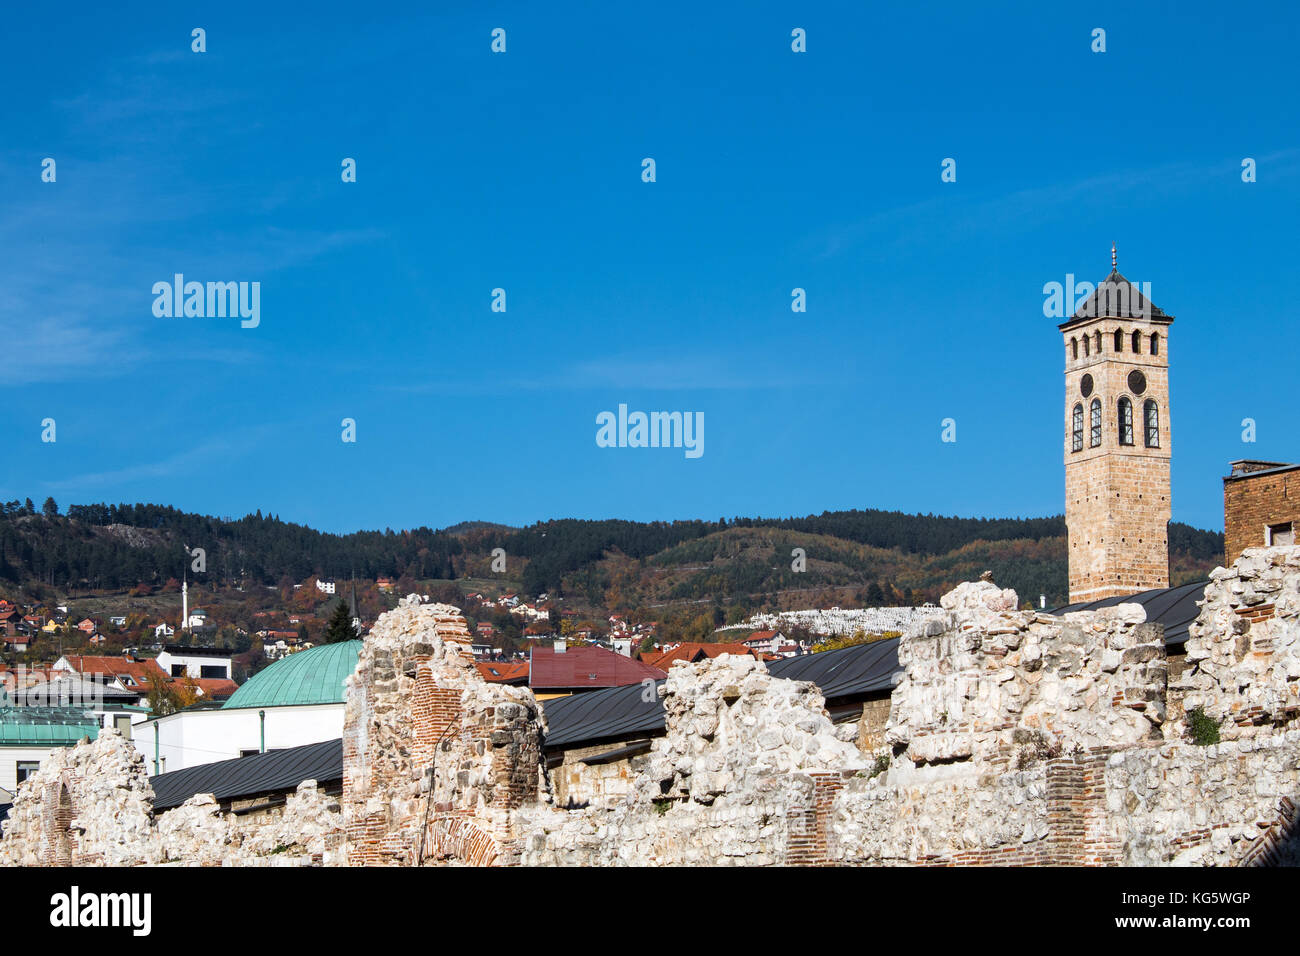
[{"left": 0, "top": 500, "right": 1223, "bottom": 612}]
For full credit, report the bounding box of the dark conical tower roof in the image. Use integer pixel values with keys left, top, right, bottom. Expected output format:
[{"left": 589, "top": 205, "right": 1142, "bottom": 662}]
[{"left": 1068, "top": 267, "right": 1172, "bottom": 322}]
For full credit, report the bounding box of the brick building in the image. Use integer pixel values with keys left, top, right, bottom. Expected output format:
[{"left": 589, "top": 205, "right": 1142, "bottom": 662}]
[
  {"left": 1059, "top": 249, "right": 1173, "bottom": 602},
  {"left": 1223, "top": 460, "right": 1299, "bottom": 566}
]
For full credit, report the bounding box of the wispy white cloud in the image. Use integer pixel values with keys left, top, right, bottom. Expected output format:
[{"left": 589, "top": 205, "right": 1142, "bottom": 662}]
[{"left": 804, "top": 150, "right": 1300, "bottom": 260}]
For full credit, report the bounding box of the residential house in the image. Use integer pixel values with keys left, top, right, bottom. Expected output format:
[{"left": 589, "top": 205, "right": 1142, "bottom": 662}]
[
  {"left": 155, "top": 645, "right": 234, "bottom": 681},
  {"left": 741, "top": 630, "right": 786, "bottom": 656},
  {"left": 640, "top": 641, "right": 765, "bottom": 670}
]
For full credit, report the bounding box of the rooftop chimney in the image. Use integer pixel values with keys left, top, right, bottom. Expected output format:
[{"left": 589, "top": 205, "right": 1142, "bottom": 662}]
[{"left": 553, "top": 640, "right": 566, "bottom": 654}]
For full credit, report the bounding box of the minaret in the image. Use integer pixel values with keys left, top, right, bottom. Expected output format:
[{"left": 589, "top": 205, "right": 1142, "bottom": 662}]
[
  {"left": 182, "top": 574, "right": 189, "bottom": 635},
  {"left": 1060, "top": 248, "right": 1174, "bottom": 602}
]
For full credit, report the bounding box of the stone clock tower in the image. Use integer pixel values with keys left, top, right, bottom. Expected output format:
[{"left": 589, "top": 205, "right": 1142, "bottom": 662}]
[{"left": 1060, "top": 248, "right": 1174, "bottom": 602}]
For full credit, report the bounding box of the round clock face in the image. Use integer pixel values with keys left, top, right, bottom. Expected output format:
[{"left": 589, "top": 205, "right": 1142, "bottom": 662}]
[
  {"left": 1128, "top": 370, "right": 1147, "bottom": 395},
  {"left": 1080, "top": 374, "right": 1094, "bottom": 398}
]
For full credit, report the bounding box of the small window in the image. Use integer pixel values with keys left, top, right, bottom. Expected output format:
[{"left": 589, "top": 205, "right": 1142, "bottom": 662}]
[
  {"left": 170, "top": 664, "right": 186, "bottom": 677},
  {"left": 1114, "top": 329, "right": 1123, "bottom": 352},
  {"left": 16, "top": 761, "right": 39, "bottom": 784},
  {"left": 114, "top": 715, "right": 133, "bottom": 740},
  {"left": 1131, "top": 330, "right": 1141, "bottom": 352},
  {"left": 1150, "top": 332, "right": 1160, "bottom": 355},
  {"left": 1090, "top": 399, "right": 1102, "bottom": 447},
  {"left": 1094, "top": 331, "right": 1102, "bottom": 353},
  {"left": 1071, "top": 337, "right": 1078, "bottom": 360},
  {"left": 1268, "top": 523, "right": 1295, "bottom": 547},
  {"left": 1143, "top": 400, "right": 1159, "bottom": 447},
  {"left": 1118, "top": 397, "right": 1134, "bottom": 445},
  {"left": 1072, "top": 404, "right": 1084, "bottom": 452},
  {"left": 1083, "top": 336, "right": 1090, "bottom": 357}
]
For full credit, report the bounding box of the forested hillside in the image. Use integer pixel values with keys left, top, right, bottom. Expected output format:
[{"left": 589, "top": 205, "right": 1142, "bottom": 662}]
[{"left": 0, "top": 499, "right": 1224, "bottom": 612}]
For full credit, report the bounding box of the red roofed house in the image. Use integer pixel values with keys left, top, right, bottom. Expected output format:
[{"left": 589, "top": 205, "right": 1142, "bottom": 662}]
[
  {"left": 641, "top": 641, "right": 765, "bottom": 670},
  {"left": 77, "top": 618, "right": 97, "bottom": 635},
  {"left": 51, "top": 654, "right": 169, "bottom": 704},
  {"left": 529, "top": 641, "right": 666, "bottom": 700},
  {"left": 741, "top": 630, "right": 785, "bottom": 655}
]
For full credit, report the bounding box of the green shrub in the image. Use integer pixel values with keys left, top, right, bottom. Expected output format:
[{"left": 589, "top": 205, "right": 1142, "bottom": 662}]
[{"left": 1187, "top": 707, "right": 1221, "bottom": 746}]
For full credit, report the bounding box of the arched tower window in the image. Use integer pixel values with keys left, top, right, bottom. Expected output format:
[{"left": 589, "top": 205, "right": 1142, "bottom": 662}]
[
  {"left": 1131, "top": 330, "right": 1140, "bottom": 352},
  {"left": 1150, "top": 332, "right": 1160, "bottom": 355},
  {"left": 1094, "top": 331, "right": 1102, "bottom": 353},
  {"left": 1071, "top": 337, "right": 1078, "bottom": 360},
  {"left": 1071, "top": 403, "right": 1083, "bottom": 452},
  {"left": 1144, "top": 400, "right": 1159, "bottom": 447},
  {"left": 1083, "top": 335, "right": 1090, "bottom": 357},
  {"left": 1114, "top": 329, "right": 1124, "bottom": 352},
  {"left": 1089, "top": 399, "right": 1102, "bottom": 447},
  {"left": 1118, "top": 397, "right": 1134, "bottom": 446}
]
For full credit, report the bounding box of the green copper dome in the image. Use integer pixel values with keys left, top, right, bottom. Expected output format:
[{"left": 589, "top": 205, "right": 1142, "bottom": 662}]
[{"left": 223, "top": 641, "right": 361, "bottom": 710}]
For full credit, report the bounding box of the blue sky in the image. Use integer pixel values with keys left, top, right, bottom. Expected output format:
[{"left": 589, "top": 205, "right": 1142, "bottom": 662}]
[{"left": 3, "top": 2, "right": 1297, "bottom": 534}]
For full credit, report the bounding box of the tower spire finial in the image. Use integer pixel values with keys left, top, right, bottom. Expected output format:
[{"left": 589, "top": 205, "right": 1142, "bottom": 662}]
[{"left": 1111, "top": 242, "right": 1117, "bottom": 270}]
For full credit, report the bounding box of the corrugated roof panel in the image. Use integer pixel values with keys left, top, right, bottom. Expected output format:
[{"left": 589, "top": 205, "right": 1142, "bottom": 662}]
[
  {"left": 1050, "top": 578, "right": 1208, "bottom": 646},
  {"left": 149, "top": 737, "right": 342, "bottom": 810}
]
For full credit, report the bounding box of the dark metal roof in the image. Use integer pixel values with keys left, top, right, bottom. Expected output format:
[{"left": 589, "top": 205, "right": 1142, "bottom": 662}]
[
  {"left": 768, "top": 638, "right": 902, "bottom": 701},
  {"left": 1060, "top": 268, "right": 1173, "bottom": 325},
  {"left": 149, "top": 738, "right": 342, "bottom": 811},
  {"left": 542, "top": 681, "right": 667, "bottom": 749},
  {"left": 1224, "top": 461, "right": 1300, "bottom": 482},
  {"left": 541, "top": 639, "right": 904, "bottom": 751},
  {"left": 1050, "top": 578, "right": 1209, "bottom": 647}
]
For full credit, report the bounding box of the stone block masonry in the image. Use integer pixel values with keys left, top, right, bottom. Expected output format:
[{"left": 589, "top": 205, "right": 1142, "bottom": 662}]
[
  {"left": 9, "top": 550, "right": 1300, "bottom": 867},
  {"left": 341, "top": 596, "right": 543, "bottom": 866}
]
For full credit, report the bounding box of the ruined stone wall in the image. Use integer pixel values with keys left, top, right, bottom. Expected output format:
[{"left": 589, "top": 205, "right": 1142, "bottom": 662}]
[
  {"left": 0, "top": 732, "right": 156, "bottom": 866},
  {"left": 342, "top": 596, "right": 542, "bottom": 866},
  {"left": 1178, "top": 546, "right": 1300, "bottom": 736},
  {"left": 10, "top": 553, "right": 1300, "bottom": 868},
  {"left": 886, "top": 581, "right": 1166, "bottom": 768},
  {"left": 0, "top": 731, "right": 345, "bottom": 867},
  {"left": 515, "top": 656, "right": 871, "bottom": 865}
]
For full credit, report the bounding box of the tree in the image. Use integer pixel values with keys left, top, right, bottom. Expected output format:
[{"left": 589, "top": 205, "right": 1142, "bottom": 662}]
[
  {"left": 144, "top": 672, "right": 197, "bottom": 716},
  {"left": 42, "top": 497, "right": 58, "bottom": 519},
  {"left": 324, "top": 599, "right": 355, "bottom": 644}
]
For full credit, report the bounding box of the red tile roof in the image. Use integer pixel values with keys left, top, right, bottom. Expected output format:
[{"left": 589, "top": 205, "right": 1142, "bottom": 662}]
[
  {"left": 475, "top": 660, "right": 530, "bottom": 684},
  {"left": 529, "top": 645, "right": 665, "bottom": 692},
  {"left": 643, "top": 642, "right": 763, "bottom": 669},
  {"left": 57, "top": 655, "right": 168, "bottom": 690},
  {"left": 190, "top": 677, "right": 239, "bottom": 700}
]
